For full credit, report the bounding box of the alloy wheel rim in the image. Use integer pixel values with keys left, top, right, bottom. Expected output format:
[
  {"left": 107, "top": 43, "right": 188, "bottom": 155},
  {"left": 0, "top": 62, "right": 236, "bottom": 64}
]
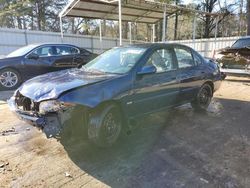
[{"left": 0, "top": 71, "right": 18, "bottom": 88}]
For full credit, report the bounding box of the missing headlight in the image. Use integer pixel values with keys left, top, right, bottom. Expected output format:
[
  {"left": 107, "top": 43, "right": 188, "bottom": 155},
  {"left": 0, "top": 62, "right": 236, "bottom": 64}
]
[{"left": 39, "top": 100, "right": 75, "bottom": 114}]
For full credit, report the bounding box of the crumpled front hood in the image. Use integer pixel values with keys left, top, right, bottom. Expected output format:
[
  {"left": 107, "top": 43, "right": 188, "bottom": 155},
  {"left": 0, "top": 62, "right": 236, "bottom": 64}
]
[{"left": 18, "top": 68, "right": 117, "bottom": 102}]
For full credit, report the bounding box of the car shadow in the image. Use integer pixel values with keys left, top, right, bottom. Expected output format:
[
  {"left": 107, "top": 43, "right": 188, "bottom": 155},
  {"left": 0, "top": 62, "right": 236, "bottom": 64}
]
[
  {"left": 60, "top": 109, "right": 175, "bottom": 187},
  {"left": 59, "top": 98, "right": 250, "bottom": 187}
]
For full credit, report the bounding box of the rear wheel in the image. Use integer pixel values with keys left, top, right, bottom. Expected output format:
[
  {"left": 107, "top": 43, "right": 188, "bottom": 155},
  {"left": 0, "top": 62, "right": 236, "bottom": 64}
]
[
  {"left": 88, "top": 104, "right": 122, "bottom": 147},
  {"left": 0, "top": 68, "right": 21, "bottom": 90},
  {"left": 191, "top": 83, "right": 213, "bottom": 111}
]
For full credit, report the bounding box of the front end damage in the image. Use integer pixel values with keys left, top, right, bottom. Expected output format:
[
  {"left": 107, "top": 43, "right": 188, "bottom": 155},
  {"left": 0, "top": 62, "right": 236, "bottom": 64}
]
[{"left": 8, "top": 91, "right": 86, "bottom": 138}]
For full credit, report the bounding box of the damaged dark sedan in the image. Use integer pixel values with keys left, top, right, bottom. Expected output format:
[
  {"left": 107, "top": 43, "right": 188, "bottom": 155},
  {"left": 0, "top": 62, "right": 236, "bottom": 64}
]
[
  {"left": 8, "top": 43, "right": 222, "bottom": 147},
  {"left": 217, "top": 37, "right": 250, "bottom": 70}
]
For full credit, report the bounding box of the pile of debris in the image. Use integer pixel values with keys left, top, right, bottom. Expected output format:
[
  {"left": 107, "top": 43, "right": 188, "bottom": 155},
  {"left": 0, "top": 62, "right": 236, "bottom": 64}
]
[
  {"left": 0, "top": 161, "right": 10, "bottom": 173},
  {"left": 0, "top": 127, "right": 17, "bottom": 136}
]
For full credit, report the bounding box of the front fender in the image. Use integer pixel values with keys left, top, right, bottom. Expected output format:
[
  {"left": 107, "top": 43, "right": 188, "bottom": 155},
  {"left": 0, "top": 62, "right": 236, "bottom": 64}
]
[{"left": 58, "top": 74, "right": 132, "bottom": 108}]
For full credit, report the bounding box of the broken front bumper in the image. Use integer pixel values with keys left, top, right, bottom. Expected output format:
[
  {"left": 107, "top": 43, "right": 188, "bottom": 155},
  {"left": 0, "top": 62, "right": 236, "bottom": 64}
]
[{"left": 8, "top": 97, "right": 68, "bottom": 138}]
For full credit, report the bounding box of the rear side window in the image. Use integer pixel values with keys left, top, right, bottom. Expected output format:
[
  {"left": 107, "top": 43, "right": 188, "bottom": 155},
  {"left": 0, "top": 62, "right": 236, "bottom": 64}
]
[
  {"left": 193, "top": 52, "right": 203, "bottom": 65},
  {"left": 55, "top": 46, "right": 71, "bottom": 55},
  {"left": 174, "top": 47, "right": 194, "bottom": 68},
  {"left": 55, "top": 46, "right": 80, "bottom": 55},
  {"left": 71, "top": 47, "right": 80, "bottom": 54}
]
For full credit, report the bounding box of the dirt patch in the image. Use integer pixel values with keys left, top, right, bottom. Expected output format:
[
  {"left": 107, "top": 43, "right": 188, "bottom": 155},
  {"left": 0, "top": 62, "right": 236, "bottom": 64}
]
[{"left": 0, "top": 76, "right": 250, "bottom": 187}]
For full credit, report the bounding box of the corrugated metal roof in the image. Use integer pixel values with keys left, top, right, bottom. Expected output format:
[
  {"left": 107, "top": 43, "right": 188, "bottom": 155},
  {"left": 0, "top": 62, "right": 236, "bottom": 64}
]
[
  {"left": 59, "top": 0, "right": 220, "bottom": 24},
  {"left": 59, "top": 0, "right": 182, "bottom": 24}
]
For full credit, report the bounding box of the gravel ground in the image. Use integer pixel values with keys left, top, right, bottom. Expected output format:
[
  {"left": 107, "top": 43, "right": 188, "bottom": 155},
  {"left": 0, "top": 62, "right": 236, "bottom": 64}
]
[{"left": 0, "top": 76, "right": 250, "bottom": 188}]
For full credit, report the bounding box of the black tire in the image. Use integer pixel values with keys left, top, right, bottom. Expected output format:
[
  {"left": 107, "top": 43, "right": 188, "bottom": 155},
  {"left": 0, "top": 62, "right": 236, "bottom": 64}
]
[
  {"left": 88, "top": 104, "right": 122, "bottom": 147},
  {"left": 0, "top": 68, "right": 21, "bottom": 90},
  {"left": 191, "top": 83, "right": 213, "bottom": 111}
]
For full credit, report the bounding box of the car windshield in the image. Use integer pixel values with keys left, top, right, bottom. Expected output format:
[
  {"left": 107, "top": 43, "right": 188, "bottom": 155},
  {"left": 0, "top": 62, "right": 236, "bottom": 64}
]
[
  {"left": 6, "top": 44, "right": 38, "bottom": 58},
  {"left": 232, "top": 38, "right": 250, "bottom": 48},
  {"left": 83, "top": 47, "right": 146, "bottom": 74}
]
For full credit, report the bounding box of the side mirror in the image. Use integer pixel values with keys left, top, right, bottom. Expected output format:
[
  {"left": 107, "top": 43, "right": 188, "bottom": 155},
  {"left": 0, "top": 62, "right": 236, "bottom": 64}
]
[
  {"left": 27, "top": 53, "right": 39, "bottom": 60},
  {"left": 137, "top": 65, "right": 156, "bottom": 75}
]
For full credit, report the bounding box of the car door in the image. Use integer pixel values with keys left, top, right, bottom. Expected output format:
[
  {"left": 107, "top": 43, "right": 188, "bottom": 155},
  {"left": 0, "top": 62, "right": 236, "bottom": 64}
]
[
  {"left": 52, "top": 45, "right": 75, "bottom": 70},
  {"left": 174, "top": 46, "right": 205, "bottom": 103},
  {"left": 127, "top": 47, "right": 179, "bottom": 116},
  {"left": 23, "top": 45, "right": 57, "bottom": 78},
  {"left": 73, "top": 48, "right": 92, "bottom": 67}
]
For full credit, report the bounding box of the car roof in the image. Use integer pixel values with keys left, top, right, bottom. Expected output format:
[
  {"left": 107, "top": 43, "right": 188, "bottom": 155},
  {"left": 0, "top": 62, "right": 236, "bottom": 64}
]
[
  {"left": 236, "top": 36, "right": 250, "bottom": 40},
  {"left": 123, "top": 42, "right": 190, "bottom": 49},
  {"left": 27, "top": 43, "right": 78, "bottom": 47}
]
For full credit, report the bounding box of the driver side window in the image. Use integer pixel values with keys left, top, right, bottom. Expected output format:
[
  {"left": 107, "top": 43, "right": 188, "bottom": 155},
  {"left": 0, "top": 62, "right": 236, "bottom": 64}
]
[
  {"left": 32, "top": 46, "right": 54, "bottom": 57},
  {"left": 146, "top": 48, "right": 175, "bottom": 73}
]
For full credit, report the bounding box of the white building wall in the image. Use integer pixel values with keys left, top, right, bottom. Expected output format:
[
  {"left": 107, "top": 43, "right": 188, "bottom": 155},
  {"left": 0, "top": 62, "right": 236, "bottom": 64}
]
[{"left": 0, "top": 28, "right": 240, "bottom": 56}]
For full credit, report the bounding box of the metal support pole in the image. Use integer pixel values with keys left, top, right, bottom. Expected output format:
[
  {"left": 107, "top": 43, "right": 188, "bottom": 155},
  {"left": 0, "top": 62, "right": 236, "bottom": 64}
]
[
  {"left": 162, "top": 5, "right": 166, "bottom": 42},
  {"left": 24, "top": 30, "right": 28, "bottom": 45},
  {"left": 152, "top": 24, "right": 155, "bottom": 43},
  {"left": 192, "top": 14, "right": 196, "bottom": 48},
  {"left": 211, "top": 16, "right": 219, "bottom": 58},
  {"left": 118, "top": 0, "right": 122, "bottom": 46},
  {"left": 99, "top": 20, "right": 103, "bottom": 52},
  {"left": 60, "top": 16, "right": 63, "bottom": 42},
  {"left": 129, "top": 22, "right": 132, "bottom": 44}
]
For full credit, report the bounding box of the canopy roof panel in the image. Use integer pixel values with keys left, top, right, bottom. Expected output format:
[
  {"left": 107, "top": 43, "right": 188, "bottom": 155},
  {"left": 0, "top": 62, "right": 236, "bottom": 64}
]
[
  {"left": 59, "top": 0, "right": 220, "bottom": 24},
  {"left": 60, "top": 0, "right": 188, "bottom": 24}
]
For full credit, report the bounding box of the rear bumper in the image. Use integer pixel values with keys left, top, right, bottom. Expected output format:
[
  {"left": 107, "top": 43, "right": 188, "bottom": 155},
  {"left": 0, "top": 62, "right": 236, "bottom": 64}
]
[{"left": 220, "top": 68, "right": 250, "bottom": 76}]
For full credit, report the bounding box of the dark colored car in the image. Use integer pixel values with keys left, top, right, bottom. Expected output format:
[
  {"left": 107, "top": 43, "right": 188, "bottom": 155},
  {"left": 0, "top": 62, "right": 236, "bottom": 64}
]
[
  {"left": 8, "top": 43, "right": 222, "bottom": 147},
  {"left": 205, "top": 57, "right": 227, "bottom": 79},
  {"left": 0, "top": 43, "right": 96, "bottom": 90},
  {"left": 217, "top": 37, "right": 250, "bottom": 70}
]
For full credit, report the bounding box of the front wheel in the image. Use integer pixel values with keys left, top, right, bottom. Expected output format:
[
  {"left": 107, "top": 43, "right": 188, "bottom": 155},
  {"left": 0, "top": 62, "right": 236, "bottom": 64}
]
[
  {"left": 191, "top": 84, "right": 213, "bottom": 111},
  {"left": 88, "top": 104, "right": 122, "bottom": 147},
  {"left": 0, "top": 68, "right": 21, "bottom": 90}
]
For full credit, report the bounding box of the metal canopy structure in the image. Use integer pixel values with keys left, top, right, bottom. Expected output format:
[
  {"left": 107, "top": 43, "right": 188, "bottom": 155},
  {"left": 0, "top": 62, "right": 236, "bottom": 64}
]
[
  {"left": 59, "top": 0, "right": 221, "bottom": 49},
  {"left": 60, "top": 0, "right": 178, "bottom": 24}
]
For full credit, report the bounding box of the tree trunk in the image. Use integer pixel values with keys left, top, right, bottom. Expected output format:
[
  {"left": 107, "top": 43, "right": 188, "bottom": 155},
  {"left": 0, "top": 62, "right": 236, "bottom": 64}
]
[
  {"left": 36, "top": 2, "right": 41, "bottom": 30},
  {"left": 158, "top": 20, "right": 162, "bottom": 42},
  {"left": 71, "top": 18, "right": 75, "bottom": 34},
  {"left": 174, "top": 13, "right": 178, "bottom": 40},
  {"left": 36, "top": 0, "right": 46, "bottom": 31},
  {"left": 23, "top": 16, "right": 27, "bottom": 30},
  {"left": 103, "top": 19, "right": 106, "bottom": 36},
  {"left": 247, "top": 0, "right": 250, "bottom": 35},
  {"left": 122, "top": 22, "right": 128, "bottom": 39},
  {"left": 17, "top": 17, "right": 22, "bottom": 29},
  {"left": 204, "top": 15, "right": 211, "bottom": 38},
  {"left": 174, "top": 0, "right": 178, "bottom": 40},
  {"left": 239, "top": 0, "right": 243, "bottom": 36}
]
